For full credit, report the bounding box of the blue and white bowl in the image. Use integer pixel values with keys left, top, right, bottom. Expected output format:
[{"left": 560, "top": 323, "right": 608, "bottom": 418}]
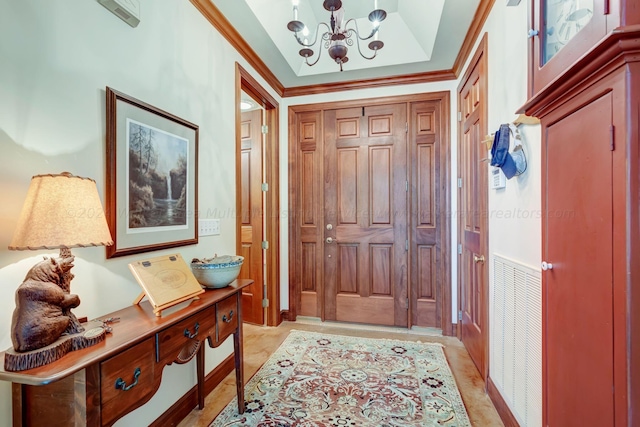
[{"left": 191, "top": 255, "right": 244, "bottom": 289}]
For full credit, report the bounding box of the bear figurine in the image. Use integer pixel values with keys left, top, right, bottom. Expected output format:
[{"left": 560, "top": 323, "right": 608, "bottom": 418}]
[{"left": 11, "top": 256, "right": 81, "bottom": 352}]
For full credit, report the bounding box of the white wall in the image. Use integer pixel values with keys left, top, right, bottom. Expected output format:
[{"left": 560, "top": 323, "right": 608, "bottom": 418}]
[{"left": 0, "top": 1, "right": 279, "bottom": 426}]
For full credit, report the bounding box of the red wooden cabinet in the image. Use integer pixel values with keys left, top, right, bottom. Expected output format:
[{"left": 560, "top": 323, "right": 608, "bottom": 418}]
[{"left": 523, "top": 19, "right": 640, "bottom": 427}]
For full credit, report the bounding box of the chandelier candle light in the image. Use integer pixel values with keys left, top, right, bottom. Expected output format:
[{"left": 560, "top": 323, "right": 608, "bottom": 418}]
[{"left": 287, "top": 0, "right": 386, "bottom": 71}]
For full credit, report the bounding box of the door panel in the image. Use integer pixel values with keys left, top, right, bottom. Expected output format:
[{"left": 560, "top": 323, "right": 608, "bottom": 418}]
[
  {"left": 544, "top": 93, "right": 614, "bottom": 426},
  {"left": 325, "top": 104, "right": 408, "bottom": 327},
  {"left": 239, "top": 109, "right": 263, "bottom": 325},
  {"left": 410, "top": 101, "right": 444, "bottom": 328},
  {"left": 297, "top": 111, "right": 324, "bottom": 317},
  {"left": 458, "top": 49, "right": 488, "bottom": 377}
]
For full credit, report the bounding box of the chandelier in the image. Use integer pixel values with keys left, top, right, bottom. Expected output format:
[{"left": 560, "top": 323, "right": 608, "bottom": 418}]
[{"left": 287, "top": 0, "right": 387, "bottom": 71}]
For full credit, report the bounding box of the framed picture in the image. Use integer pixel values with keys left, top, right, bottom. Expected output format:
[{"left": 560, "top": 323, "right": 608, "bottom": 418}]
[{"left": 105, "top": 87, "right": 198, "bottom": 258}]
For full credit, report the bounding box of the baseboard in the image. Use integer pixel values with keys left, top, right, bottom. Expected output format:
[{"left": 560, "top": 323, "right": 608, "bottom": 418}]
[
  {"left": 486, "top": 376, "right": 520, "bottom": 427},
  {"left": 150, "top": 353, "right": 235, "bottom": 427},
  {"left": 280, "top": 310, "right": 290, "bottom": 322}
]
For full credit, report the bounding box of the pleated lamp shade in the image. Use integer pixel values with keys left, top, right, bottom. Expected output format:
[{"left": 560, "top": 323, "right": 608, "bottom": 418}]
[{"left": 8, "top": 172, "right": 113, "bottom": 250}]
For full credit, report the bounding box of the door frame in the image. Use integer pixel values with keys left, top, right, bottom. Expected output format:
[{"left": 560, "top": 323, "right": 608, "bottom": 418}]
[
  {"left": 235, "top": 63, "right": 281, "bottom": 326},
  {"left": 456, "top": 33, "right": 489, "bottom": 377},
  {"left": 287, "top": 92, "right": 452, "bottom": 334}
]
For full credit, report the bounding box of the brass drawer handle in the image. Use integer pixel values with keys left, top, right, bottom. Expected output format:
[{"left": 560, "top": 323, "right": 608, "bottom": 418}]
[
  {"left": 115, "top": 367, "right": 141, "bottom": 391},
  {"left": 184, "top": 322, "right": 200, "bottom": 339},
  {"left": 222, "top": 310, "right": 234, "bottom": 323}
]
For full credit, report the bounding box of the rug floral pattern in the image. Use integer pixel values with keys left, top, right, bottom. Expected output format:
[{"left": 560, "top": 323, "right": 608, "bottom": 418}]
[{"left": 211, "top": 330, "right": 471, "bottom": 426}]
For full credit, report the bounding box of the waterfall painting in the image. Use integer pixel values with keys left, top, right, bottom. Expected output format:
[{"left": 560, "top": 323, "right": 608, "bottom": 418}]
[
  {"left": 126, "top": 119, "right": 188, "bottom": 231},
  {"left": 105, "top": 87, "right": 198, "bottom": 259}
]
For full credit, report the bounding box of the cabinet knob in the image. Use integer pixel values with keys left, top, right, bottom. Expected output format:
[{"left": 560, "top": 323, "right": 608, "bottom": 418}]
[
  {"left": 541, "top": 261, "right": 553, "bottom": 271},
  {"left": 473, "top": 254, "right": 485, "bottom": 264}
]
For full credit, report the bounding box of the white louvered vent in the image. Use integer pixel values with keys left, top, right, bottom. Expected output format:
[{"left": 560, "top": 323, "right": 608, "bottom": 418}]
[{"left": 490, "top": 255, "right": 542, "bottom": 427}]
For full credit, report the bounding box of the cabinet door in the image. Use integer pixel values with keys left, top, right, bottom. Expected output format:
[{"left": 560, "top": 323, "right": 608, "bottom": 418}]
[
  {"left": 530, "top": 0, "right": 616, "bottom": 96},
  {"left": 543, "top": 92, "right": 614, "bottom": 425}
]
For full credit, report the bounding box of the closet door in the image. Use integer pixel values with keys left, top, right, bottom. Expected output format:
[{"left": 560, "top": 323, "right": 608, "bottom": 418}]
[{"left": 543, "top": 92, "right": 614, "bottom": 426}]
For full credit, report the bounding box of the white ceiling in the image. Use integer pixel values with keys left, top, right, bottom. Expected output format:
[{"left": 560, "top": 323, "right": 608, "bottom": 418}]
[{"left": 211, "top": 0, "right": 482, "bottom": 88}]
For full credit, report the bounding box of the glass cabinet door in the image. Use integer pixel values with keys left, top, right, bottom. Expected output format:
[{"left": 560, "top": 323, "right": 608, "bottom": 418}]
[{"left": 543, "top": 0, "right": 594, "bottom": 64}]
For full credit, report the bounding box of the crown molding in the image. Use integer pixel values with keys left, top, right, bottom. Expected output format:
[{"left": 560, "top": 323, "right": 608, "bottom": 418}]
[{"left": 189, "top": 0, "right": 285, "bottom": 97}]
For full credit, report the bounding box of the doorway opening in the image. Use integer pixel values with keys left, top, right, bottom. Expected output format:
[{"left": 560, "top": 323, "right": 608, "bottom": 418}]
[
  {"left": 287, "top": 92, "right": 452, "bottom": 334},
  {"left": 235, "top": 63, "right": 280, "bottom": 326}
]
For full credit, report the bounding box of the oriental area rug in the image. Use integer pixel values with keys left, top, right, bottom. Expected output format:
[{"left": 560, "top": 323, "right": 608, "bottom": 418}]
[{"left": 210, "top": 330, "right": 471, "bottom": 426}]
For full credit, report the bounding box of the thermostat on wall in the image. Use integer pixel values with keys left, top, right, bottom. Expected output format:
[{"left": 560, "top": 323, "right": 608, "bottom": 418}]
[
  {"left": 491, "top": 167, "right": 506, "bottom": 189},
  {"left": 98, "top": 0, "right": 140, "bottom": 28}
]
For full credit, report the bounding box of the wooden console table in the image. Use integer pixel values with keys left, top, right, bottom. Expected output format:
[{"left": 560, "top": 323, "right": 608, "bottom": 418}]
[{"left": 0, "top": 279, "right": 253, "bottom": 426}]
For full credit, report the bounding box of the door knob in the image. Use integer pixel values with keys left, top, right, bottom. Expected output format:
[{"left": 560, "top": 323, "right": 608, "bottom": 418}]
[
  {"left": 541, "top": 261, "right": 553, "bottom": 271},
  {"left": 326, "top": 237, "right": 335, "bottom": 244},
  {"left": 473, "top": 254, "right": 485, "bottom": 263}
]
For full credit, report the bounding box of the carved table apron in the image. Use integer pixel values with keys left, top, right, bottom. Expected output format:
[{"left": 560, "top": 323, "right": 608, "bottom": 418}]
[{"left": 0, "top": 279, "right": 252, "bottom": 426}]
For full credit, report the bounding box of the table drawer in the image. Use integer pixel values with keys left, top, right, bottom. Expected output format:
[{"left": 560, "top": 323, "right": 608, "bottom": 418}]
[
  {"left": 156, "top": 306, "right": 216, "bottom": 362},
  {"left": 216, "top": 295, "right": 238, "bottom": 343},
  {"left": 101, "top": 338, "right": 155, "bottom": 426}
]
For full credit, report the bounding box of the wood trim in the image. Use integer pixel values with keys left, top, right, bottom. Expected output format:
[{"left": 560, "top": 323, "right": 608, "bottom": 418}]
[
  {"left": 150, "top": 354, "right": 235, "bottom": 427},
  {"left": 439, "top": 91, "right": 453, "bottom": 336},
  {"left": 280, "top": 310, "right": 290, "bottom": 322},
  {"left": 282, "top": 70, "right": 456, "bottom": 98},
  {"left": 451, "top": 0, "right": 496, "bottom": 76},
  {"left": 289, "top": 92, "right": 454, "bottom": 113},
  {"left": 189, "top": 0, "right": 284, "bottom": 97},
  {"left": 286, "top": 106, "right": 299, "bottom": 322},
  {"left": 487, "top": 376, "right": 521, "bottom": 427},
  {"left": 236, "top": 63, "right": 282, "bottom": 327}
]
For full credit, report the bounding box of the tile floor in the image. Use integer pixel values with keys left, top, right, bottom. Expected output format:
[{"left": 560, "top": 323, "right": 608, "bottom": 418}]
[{"left": 178, "top": 320, "right": 504, "bottom": 427}]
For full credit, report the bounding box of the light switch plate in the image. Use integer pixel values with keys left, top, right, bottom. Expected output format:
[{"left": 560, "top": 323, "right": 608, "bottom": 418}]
[{"left": 199, "top": 219, "right": 220, "bottom": 236}]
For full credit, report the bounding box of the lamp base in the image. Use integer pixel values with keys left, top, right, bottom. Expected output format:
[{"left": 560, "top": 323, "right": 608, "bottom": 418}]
[{"left": 4, "top": 321, "right": 105, "bottom": 372}]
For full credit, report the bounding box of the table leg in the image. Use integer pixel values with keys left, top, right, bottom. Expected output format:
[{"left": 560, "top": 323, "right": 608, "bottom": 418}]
[
  {"left": 197, "top": 342, "right": 205, "bottom": 410},
  {"left": 233, "top": 301, "right": 245, "bottom": 414}
]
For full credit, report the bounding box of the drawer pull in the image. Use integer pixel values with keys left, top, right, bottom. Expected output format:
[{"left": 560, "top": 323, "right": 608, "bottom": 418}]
[
  {"left": 115, "top": 367, "right": 141, "bottom": 391},
  {"left": 184, "top": 322, "right": 200, "bottom": 339},
  {"left": 222, "top": 310, "right": 234, "bottom": 323}
]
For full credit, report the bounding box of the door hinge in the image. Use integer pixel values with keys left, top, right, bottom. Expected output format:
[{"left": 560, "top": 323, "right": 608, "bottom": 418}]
[
  {"left": 457, "top": 112, "right": 462, "bottom": 122},
  {"left": 405, "top": 122, "right": 409, "bottom": 133},
  {"left": 405, "top": 298, "right": 409, "bottom": 309},
  {"left": 406, "top": 180, "right": 409, "bottom": 192},
  {"left": 261, "top": 182, "right": 269, "bottom": 192},
  {"left": 457, "top": 178, "right": 463, "bottom": 188},
  {"left": 458, "top": 243, "right": 462, "bottom": 255},
  {"left": 405, "top": 239, "right": 409, "bottom": 251},
  {"left": 610, "top": 125, "right": 615, "bottom": 151},
  {"left": 261, "top": 240, "right": 269, "bottom": 250},
  {"left": 458, "top": 310, "right": 463, "bottom": 321},
  {"left": 261, "top": 125, "right": 268, "bottom": 134},
  {"left": 262, "top": 298, "right": 269, "bottom": 308}
]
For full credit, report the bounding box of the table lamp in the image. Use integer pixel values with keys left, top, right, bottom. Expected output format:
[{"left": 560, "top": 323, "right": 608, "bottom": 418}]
[{"left": 5, "top": 172, "right": 113, "bottom": 371}]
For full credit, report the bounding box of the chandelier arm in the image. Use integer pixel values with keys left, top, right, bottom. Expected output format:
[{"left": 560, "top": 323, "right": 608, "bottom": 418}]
[
  {"left": 342, "top": 23, "right": 380, "bottom": 60},
  {"left": 343, "top": 18, "right": 378, "bottom": 41},
  {"left": 304, "top": 44, "right": 324, "bottom": 67},
  {"left": 293, "top": 22, "right": 332, "bottom": 47}
]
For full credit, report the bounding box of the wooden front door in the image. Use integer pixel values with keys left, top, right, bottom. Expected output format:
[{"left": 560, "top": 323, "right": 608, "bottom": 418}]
[
  {"left": 239, "top": 108, "right": 264, "bottom": 325},
  {"left": 458, "top": 37, "right": 488, "bottom": 378},
  {"left": 323, "top": 104, "right": 408, "bottom": 326},
  {"left": 544, "top": 93, "right": 614, "bottom": 426}
]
